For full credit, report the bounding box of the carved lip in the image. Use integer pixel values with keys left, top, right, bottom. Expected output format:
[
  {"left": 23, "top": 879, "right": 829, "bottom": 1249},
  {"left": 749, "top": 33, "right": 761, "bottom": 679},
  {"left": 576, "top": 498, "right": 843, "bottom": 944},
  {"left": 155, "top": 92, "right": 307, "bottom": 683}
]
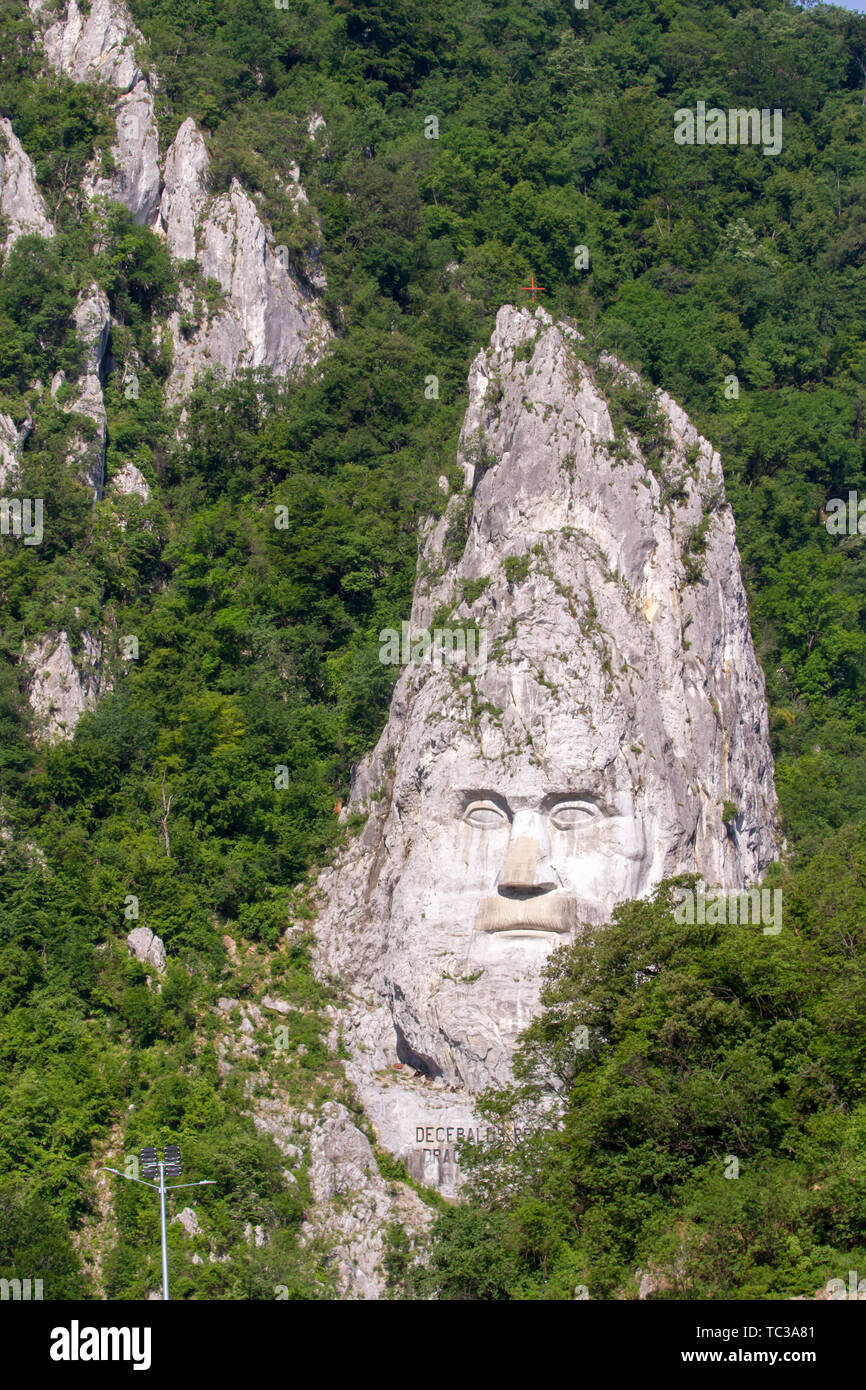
[{"left": 475, "top": 893, "right": 577, "bottom": 935}]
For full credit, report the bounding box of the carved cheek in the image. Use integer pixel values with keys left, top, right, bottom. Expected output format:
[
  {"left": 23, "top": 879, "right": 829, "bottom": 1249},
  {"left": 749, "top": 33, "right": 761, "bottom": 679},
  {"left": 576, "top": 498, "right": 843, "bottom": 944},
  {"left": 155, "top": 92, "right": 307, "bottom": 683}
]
[
  {"left": 549, "top": 817, "right": 646, "bottom": 887},
  {"left": 440, "top": 819, "right": 509, "bottom": 889}
]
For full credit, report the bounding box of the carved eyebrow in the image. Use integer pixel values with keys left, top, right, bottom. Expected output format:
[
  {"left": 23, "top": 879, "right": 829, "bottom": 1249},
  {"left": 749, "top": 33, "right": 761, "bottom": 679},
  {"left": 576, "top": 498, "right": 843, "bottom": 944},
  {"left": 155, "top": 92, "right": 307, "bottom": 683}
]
[
  {"left": 540, "top": 792, "right": 602, "bottom": 809},
  {"left": 458, "top": 791, "right": 512, "bottom": 816},
  {"left": 542, "top": 793, "right": 615, "bottom": 818},
  {"left": 455, "top": 791, "right": 613, "bottom": 816}
]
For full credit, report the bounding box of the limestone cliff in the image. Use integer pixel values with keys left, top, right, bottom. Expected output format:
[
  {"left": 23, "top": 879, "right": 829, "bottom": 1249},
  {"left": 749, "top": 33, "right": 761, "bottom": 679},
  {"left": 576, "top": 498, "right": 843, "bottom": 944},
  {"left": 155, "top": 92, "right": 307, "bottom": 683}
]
[
  {"left": 0, "top": 410, "right": 32, "bottom": 491},
  {"left": 23, "top": 630, "right": 107, "bottom": 743},
  {"left": 26, "top": 3, "right": 331, "bottom": 397},
  {"left": 11, "top": 0, "right": 331, "bottom": 739},
  {"left": 0, "top": 116, "right": 54, "bottom": 255},
  {"left": 55, "top": 285, "right": 111, "bottom": 499},
  {"left": 158, "top": 119, "right": 331, "bottom": 402},
  {"left": 31, "top": 0, "right": 161, "bottom": 225},
  {"left": 313, "top": 304, "right": 780, "bottom": 1195},
  {"left": 0, "top": 117, "right": 51, "bottom": 486}
]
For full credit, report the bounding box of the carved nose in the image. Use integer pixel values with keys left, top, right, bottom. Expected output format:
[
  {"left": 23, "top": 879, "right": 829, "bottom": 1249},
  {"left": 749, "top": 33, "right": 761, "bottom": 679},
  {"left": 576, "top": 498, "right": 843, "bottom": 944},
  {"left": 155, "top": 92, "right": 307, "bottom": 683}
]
[{"left": 498, "top": 812, "right": 558, "bottom": 894}]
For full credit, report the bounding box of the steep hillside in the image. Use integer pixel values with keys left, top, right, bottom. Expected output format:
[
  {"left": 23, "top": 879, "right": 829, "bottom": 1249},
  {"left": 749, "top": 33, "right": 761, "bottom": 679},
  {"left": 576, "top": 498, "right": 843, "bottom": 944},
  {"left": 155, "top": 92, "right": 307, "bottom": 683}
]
[{"left": 1, "top": 0, "right": 866, "bottom": 1303}]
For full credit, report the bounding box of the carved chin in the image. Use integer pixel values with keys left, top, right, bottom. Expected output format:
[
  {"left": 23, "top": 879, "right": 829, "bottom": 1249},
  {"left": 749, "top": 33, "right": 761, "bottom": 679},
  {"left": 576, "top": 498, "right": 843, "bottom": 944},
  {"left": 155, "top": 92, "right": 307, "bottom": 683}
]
[{"left": 474, "top": 894, "right": 578, "bottom": 935}]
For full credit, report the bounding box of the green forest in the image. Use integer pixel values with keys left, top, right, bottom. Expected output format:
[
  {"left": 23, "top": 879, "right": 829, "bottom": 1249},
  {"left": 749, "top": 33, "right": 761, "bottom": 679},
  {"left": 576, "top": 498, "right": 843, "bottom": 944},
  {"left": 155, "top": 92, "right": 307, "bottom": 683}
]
[{"left": 1, "top": 0, "right": 866, "bottom": 1299}]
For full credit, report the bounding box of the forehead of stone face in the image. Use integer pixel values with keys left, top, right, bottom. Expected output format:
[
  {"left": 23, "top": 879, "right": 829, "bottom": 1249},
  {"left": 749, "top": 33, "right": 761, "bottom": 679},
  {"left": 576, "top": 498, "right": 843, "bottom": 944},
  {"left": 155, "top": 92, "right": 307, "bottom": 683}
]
[{"left": 390, "top": 667, "right": 645, "bottom": 821}]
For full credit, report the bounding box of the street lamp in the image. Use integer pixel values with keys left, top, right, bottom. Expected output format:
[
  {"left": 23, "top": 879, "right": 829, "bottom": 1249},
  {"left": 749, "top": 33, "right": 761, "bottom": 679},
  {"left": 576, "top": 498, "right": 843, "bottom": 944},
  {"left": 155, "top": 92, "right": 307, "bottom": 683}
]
[{"left": 103, "top": 1146, "right": 215, "bottom": 1301}]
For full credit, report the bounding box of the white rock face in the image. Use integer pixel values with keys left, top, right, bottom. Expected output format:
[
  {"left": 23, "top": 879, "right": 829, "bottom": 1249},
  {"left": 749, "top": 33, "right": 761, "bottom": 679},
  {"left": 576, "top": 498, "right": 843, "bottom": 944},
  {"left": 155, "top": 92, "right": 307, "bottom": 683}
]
[
  {"left": 27, "top": 11, "right": 331, "bottom": 401},
  {"left": 0, "top": 411, "right": 32, "bottom": 491},
  {"left": 63, "top": 286, "right": 110, "bottom": 498},
  {"left": 109, "top": 459, "right": 150, "bottom": 502},
  {"left": 300, "top": 1102, "right": 432, "bottom": 1300},
  {"left": 159, "top": 144, "right": 332, "bottom": 401},
  {"left": 174, "top": 1206, "right": 199, "bottom": 1237},
  {"left": 248, "top": 1093, "right": 430, "bottom": 1298},
  {"left": 19, "top": 289, "right": 110, "bottom": 738},
  {"left": 24, "top": 629, "right": 107, "bottom": 742},
  {"left": 37, "top": 0, "right": 160, "bottom": 225},
  {"left": 314, "top": 304, "right": 780, "bottom": 1190},
  {"left": 126, "top": 926, "right": 166, "bottom": 973},
  {"left": 13, "top": 9, "right": 331, "bottom": 742},
  {"left": 158, "top": 118, "right": 208, "bottom": 262},
  {"left": 38, "top": 0, "right": 138, "bottom": 86},
  {"left": 0, "top": 417, "right": 19, "bottom": 491},
  {"left": 0, "top": 118, "right": 54, "bottom": 256},
  {"left": 96, "top": 83, "right": 160, "bottom": 225}
]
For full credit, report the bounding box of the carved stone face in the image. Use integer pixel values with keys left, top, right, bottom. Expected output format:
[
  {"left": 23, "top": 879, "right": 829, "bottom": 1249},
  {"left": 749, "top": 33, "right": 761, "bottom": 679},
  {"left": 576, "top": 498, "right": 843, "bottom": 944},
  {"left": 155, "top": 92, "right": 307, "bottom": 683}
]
[
  {"left": 381, "top": 711, "right": 661, "bottom": 1088},
  {"left": 320, "top": 306, "right": 778, "bottom": 1100},
  {"left": 467, "top": 790, "right": 647, "bottom": 936}
]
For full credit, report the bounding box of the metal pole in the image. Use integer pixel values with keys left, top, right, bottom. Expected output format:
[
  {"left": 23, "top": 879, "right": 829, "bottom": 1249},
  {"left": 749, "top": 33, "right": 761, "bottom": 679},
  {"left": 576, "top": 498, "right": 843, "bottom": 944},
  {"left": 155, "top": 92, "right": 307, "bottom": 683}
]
[
  {"left": 159, "top": 1161, "right": 170, "bottom": 1301},
  {"left": 101, "top": 1160, "right": 215, "bottom": 1301}
]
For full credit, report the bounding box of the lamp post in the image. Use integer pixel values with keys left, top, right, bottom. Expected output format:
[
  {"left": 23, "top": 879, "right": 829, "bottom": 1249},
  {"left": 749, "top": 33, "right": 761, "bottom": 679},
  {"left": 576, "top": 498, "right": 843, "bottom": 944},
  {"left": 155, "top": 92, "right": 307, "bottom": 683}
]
[{"left": 103, "top": 1146, "right": 215, "bottom": 1301}]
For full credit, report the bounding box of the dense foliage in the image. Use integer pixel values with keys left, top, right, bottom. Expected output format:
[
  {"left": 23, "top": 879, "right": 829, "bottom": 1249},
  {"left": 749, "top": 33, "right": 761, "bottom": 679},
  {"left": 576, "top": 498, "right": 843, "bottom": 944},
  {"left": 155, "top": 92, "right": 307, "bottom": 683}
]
[{"left": 1, "top": 0, "right": 866, "bottom": 1297}]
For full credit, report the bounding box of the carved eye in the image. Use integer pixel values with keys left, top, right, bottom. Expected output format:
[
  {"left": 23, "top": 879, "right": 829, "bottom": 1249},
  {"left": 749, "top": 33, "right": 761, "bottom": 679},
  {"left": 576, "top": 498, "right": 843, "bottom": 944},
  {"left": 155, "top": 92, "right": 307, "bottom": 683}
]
[
  {"left": 463, "top": 800, "right": 509, "bottom": 828},
  {"left": 549, "top": 801, "right": 598, "bottom": 830}
]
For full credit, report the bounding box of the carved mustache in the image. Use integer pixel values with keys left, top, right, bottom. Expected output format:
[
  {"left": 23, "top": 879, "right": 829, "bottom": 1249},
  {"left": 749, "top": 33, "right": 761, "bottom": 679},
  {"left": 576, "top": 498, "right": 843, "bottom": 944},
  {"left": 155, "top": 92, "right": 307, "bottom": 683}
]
[{"left": 475, "top": 892, "right": 606, "bottom": 934}]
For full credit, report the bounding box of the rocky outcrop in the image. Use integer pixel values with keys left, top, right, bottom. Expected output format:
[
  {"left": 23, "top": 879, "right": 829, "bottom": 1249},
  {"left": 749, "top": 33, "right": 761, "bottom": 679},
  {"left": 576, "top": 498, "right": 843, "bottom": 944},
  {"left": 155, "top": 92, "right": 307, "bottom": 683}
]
[
  {"left": 16, "top": 5, "right": 330, "bottom": 735},
  {"left": 158, "top": 118, "right": 208, "bottom": 262},
  {"left": 0, "top": 411, "right": 32, "bottom": 491},
  {"left": 126, "top": 925, "right": 166, "bottom": 974},
  {"left": 300, "top": 1102, "right": 432, "bottom": 1300},
  {"left": 159, "top": 122, "right": 332, "bottom": 400},
  {"left": 0, "top": 117, "right": 54, "bottom": 256},
  {"left": 173, "top": 1207, "right": 200, "bottom": 1237},
  {"left": 55, "top": 285, "right": 110, "bottom": 498},
  {"left": 280, "top": 162, "right": 327, "bottom": 293},
  {"left": 23, "top": 629, "right": 107, "bottom": 742},
  {"left": 247, "top": 1090, "right": 431, "bottom": 1298},
  {"left": 0, "top": 416, "right": 19, "bottom": 491},
  {"left": 36, "top": 0, "right": 139, "bottom": 86},
  {"left": 24, "top": 7, "right": 331, "bottom": 407},
  {"left": 19, "top": 289, "right": 110, "bottom": 738},
  {"left": 109, "top": 458, "right": 149, "bottom": 502},
  {"left": 314, "top": 304, "right": 780, "bottom": 1190},
  {"left": 34, "top": 0, "right": 160, "bottom": 225}
]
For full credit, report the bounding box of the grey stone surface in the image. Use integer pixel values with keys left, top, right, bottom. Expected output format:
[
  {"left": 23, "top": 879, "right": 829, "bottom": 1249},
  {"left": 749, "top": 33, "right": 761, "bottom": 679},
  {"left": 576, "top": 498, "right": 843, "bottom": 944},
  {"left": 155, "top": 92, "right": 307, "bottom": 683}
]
[
  {"left": 314, "top": 304, "right": 780, "bottom": 1189},
  {"left": 126, "top": 926, "right": 166, "bottom": 973},
  {"left": 300, "top": 1102, "right": 432, "bottom": 1300},
  {"left": 23, "top": 630, "right": 107, "bottom": 743},
  {"left": 109, "top": 459, "right": 150, "bottom": 502},
  {"left": 160, "top": 156, "right": 332, "bottom": 402},
  {"left": 19, "top": 10, "right": 330, "bottom": 741},
  {"left": 157, "top": 118, "right": 208, "bottom": 261},
  {"left": 261, "top": 994, "right": 293, "bottom": 1015},
  {"left": 174, "top": 1207, "right": 200, "bottom": 1237},
  {"left": 0, "top": 411, "right": 31, "bottom": 491},
  {"left": 64, "top": 286, "right": 110, "bottom": 499},
  {"left": 37, "top": 0, "right": 160, "bottom": 225},
  {"left": 18, "top": 282, "right": 111, "bottom": 736},
  {"left": 31, "top": 6, "right": 331, "bottom": 386},
  {"left": 0, "top": 117, "right": 54, "bottom": 256}
]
